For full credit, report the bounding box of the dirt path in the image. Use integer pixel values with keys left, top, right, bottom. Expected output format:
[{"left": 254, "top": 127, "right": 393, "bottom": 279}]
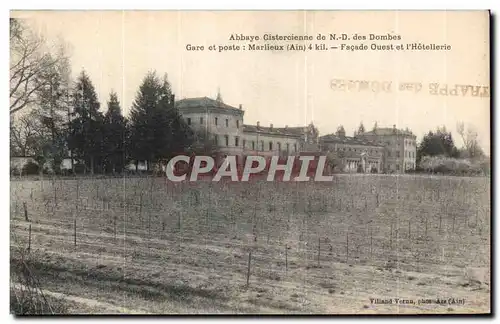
[{"left": 12, "top": 283, "right": 149, "bottom": 314}]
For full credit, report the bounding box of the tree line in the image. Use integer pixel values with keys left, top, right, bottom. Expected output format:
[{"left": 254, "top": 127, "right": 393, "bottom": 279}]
[
  {"left": 11, "top": 69, "right": 194, "bottom": 175},
  {"left": 351, "top": 121, "right": 486, "bottom": 164},
  {"left": 10, "top": 17, "right": 193, "bottom": 175}
]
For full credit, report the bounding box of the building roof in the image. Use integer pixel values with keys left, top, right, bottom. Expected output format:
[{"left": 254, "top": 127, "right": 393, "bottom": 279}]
[
  {"left": 243, "top": 124, "right": 305, "bottom": 137},
  {"left": 361, "top": 127, "right": 414, "bottom": 136},
  {"left": 319, "top": 134, "right": 383, "bottom": 147},
  {"left": 175, "top": 97, "right": 242, "bottom": 113}
]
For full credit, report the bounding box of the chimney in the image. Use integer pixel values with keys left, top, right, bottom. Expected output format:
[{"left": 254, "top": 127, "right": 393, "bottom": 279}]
[
  {"left": 239, "top": 104, "right": 242, "bottom": 110},
  {"left": 270, "top": 123, "right": 273, "bottom": 130},
  {"left": 393, "top": 124, "right": 396, "bottom": 133},
  {"left": 285, "top": 125, "right": 288, "bottom": 129},
  {"left": 257, "top": 121, "right": 260, "bottom": 128}
]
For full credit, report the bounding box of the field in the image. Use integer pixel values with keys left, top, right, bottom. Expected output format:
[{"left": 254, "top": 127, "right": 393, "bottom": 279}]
[{"left": 10, "top": 174, "right": 491, "bottom": 314}]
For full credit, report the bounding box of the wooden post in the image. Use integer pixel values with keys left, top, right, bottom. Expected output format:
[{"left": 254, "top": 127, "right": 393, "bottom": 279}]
[
  {"left": 425, "top": 218, "right": 428, "bottom": 237},
  {"left": 30, "top": 188, "right": 33, "bottom": 201},
  {"left": 346, "top": 231, "right": 349, "bottom": 263},
  {"left": 139, "top": 194, "right": 143, "bottom": 216},
  {"left": 246, "top": 251, "right": 252, "bottom": 287},
  {"left": 23, "top": 202, "right": 28, "bottom": 221},
  {"left": 317, "top": 237, "right": 321, "bottom": 267},
  {"left": 408, "top": 220, "right": 411, "bottom": 240},
  {"left": 390, "top": 223, "right": 393, "bottom": 249},
  {"left": 76, "top": 179, "right": 80, "bottom": 212},
  {"left": 439, "top": 212, "right": 443, "bottom": 234},
  {"left": 114, "top": 215, "right": 117, "bottom": 239},
  {"left": 370, "top": 225, "right": 373, "bottom": 260},
  {"left": 285, "top": 245, "right": 288, "bottom": 273},
  {"left": 28, "top": 224, "right": 31, "bottom": 253},
  {"left": 53, "top": 179, "right": 57, "bottom": 207},
  {"left": 74, "top": 218, "right": 77, "bottom": 246},
  {"left": 148, "top": 211, "right": 151, "bottom": 235},
  {"left": 452, "top": 213, "right": 456, "bottom": 233}
]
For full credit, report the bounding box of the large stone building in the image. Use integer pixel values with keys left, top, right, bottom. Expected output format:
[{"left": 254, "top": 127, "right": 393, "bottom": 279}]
[
  {"left": 357, "top": 125, "right": 417, "bottom": 173},
  {"left": 320, "top": 124, "right": 418, "bottom": 174},
  {"left": 319, "top": 127, "right": 385, "bottom": 173},
  {"left": 176, "top": 95, "right": 417, "bottom": 174},
  {"left": 175, "top": 96, "right": 319, "bottom": 161}
]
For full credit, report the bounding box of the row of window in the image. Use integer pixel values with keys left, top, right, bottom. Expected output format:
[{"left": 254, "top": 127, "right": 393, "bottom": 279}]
[
  {"left": 385, "top": 139, "right": 416, "bottom": 147},
  {"left": 186, "top": 116, "right": 240, "bottom": 128},
  {"left": 214, "top": 135, "right": 297, "bottom": 152},
  {"left": 387, "top": 162, "right": 415, "bottom": 171},
  {"left": 405, "top": 139, "right": 416, "bottom": 147},
  {"left": 406, "top": 151, "right": 415, "bottom": 158},
  {"left": 405, "top": 162, "right": 415, "bottom": 170},
  {"left": 387, "top": 150, "right": 416, "bottom": 158},
  {"left": 334, "top": 146, "right": 381, "bottom": 154}
]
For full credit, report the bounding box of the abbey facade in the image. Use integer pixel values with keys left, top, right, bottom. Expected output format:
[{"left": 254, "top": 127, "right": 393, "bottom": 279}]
[
  {"left": 176, "top": 96, "right": 417, "bottom": 173},
  {"left": 175, "top": 97, "right": 319, "bottom": 159}
]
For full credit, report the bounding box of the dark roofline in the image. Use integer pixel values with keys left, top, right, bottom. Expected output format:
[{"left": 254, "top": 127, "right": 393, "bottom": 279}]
[
  {"left": 243, "top": 124, "right": 304, "bottom": 138},
  {"left": 360, "top": 127, "right": 415, "bottom": 136},
  {"left": 176, "top": 96, "right": 242, "bottom": 112},
  {"left": 319, "top": 134, "right": 384, "bottom": 147}
]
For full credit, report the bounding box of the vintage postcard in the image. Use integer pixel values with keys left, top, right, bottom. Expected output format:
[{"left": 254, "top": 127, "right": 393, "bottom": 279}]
[{"left": 9, "top": 10, "right": 491, "bottom": 315}]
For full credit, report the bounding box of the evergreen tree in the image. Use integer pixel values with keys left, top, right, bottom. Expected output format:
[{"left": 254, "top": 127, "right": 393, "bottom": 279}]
[
  {"left": 416, "top": 126, "right": 459, "bottom": 165},
  {"left": 67, "top": 70, "right": 104, "bottom": 174},
  {"left": 128, "top": 71, "right": 192, "bottom": 171},
  {"left": 103, "top": 91, "right": 127, "bottom": 173}
]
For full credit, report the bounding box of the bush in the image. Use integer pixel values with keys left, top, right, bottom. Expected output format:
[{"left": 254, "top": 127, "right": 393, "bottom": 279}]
[
  {"left": 21, "top": 161, "right": 40, "bottom": 175},
  {"left": 10, "top": 247, "right": 68, "bottom": 315},
  {"left": 418, "top": 155, "right": 486, "bottom": 176},
  {"left": 10, "top": 166, "right": 20, "bottom": 176}
]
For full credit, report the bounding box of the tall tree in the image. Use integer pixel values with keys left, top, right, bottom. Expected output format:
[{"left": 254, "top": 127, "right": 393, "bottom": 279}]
[
  {"left": 35, "top": 48, "right": 72, "bottom": 172},
  {"left": 457, "top": 122, "right": 484, "bottom": 159},
  {"left": 102, "top": 91, "right": 127, "bottom": 173},
  {"left": 67, "top": 71, "right": 103, "bottom": 174},
  {"left": 10, "top": 109, "right": 54, "bottom": 173},
  {"left": 128, "top": 71, "right": 193, "bottom": 171},
  {"left": 10, "top": 18, "right": 70, "bottom": 115}
]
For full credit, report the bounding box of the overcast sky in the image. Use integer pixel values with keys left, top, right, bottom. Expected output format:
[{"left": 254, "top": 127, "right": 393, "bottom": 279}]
[{"left": 12, "top": 10, "right": 490, "bottom": 153}]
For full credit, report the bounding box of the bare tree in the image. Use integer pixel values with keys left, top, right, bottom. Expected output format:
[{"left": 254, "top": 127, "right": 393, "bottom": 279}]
[
  {"left": 10, "top": 110, "right": 52, "bottom": 160},
  {"left": 10, "top": 18, "right": 70, "bottom": 115},
  {"left": 457, "top": 122, "right": 484, "bottom": 159}
]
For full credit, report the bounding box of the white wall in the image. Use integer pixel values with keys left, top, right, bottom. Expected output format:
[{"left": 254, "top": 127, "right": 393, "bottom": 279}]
[{"left": 242, "top": 132, "right": 300, "bottom": 155}]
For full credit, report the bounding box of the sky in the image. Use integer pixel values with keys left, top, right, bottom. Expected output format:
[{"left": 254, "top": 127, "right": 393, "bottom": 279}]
[{"left": 12, "top": 10, "right": 490, "bottom": 154}]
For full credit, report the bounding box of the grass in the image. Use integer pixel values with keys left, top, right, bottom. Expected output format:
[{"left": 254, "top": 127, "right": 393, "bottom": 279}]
[{"left": 9, "top": 174, "right": 491, "bottom": 314}]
